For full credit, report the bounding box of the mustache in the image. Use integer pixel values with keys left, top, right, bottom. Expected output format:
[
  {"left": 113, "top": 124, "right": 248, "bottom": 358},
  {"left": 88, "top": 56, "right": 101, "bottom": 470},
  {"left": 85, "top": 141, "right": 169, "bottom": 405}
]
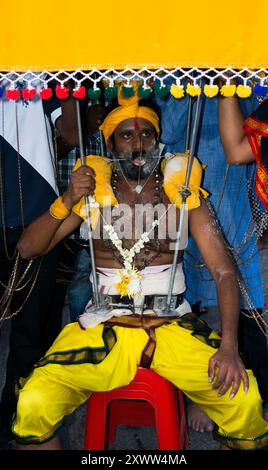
[
  {"left": 131, "top": 150, "right": 147, "bottom": 160},
  {"left": 112, "top": 148, "right": 160, "bottom": 162}
]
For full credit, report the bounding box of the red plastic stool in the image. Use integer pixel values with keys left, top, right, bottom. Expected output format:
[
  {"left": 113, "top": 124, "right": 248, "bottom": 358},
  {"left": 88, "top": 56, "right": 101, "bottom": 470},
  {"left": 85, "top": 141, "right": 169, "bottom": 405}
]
[{"left": 84, "top": 368, "right": 189, "bottom": 450}]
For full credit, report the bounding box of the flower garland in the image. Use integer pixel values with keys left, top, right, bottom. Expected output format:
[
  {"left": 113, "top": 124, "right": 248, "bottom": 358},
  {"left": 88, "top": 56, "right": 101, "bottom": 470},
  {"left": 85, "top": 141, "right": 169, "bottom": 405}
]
[{"left": 104, "top": 220, "right": 159, "bottom": 298}]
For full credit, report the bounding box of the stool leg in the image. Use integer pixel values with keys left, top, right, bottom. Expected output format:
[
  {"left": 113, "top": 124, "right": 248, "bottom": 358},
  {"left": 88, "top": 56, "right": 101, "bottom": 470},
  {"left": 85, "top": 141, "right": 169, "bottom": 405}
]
[
  {"left": 153, "top": 386, "right": 181, "bottom": 450},
  {"left": 177, "top": 390, "right": 189, "bottom": 449},
  {"left": 84, "top": 395, "right": 108, "bottom": 450}
]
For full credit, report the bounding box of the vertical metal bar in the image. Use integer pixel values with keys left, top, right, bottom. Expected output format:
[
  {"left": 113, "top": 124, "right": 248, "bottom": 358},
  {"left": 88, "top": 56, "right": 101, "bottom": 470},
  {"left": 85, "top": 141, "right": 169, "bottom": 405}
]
[
  {"left": 166, "top": 91, "right": 203, "bottom": 312},
  {"left": 185, "top": 95, "right": 193, "bottom": 152},
  {"left": 75, "top": 100, "right": 100, "bottom": 307}
]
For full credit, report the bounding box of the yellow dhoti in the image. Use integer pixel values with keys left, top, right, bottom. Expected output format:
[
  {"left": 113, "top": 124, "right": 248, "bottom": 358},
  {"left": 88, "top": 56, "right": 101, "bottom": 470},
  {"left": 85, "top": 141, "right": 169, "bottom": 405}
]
[{"left": 13, "top": 314, "right": 268, "bottom": 449}]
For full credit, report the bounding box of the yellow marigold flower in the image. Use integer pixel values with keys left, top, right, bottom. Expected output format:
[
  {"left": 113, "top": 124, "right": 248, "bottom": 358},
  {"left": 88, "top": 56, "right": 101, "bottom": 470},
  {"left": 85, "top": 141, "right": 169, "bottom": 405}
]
[
  {"left": 220, "top": 84, "right": 236, "bottom": 97},
  {"left": 170, "top": 84, "right": 184, "bottom": 99},
  {"left": 204, "top": 84, "right": 219, "bottom": 98},
  {"left": 115, "top": 273, "right": 133, "bottom": 297},
  {"left": 186, "top": 83, "right": 201, "bottom": 97},
  {"left": 236, "top": 84, "right": 252, "bottom": 98}
]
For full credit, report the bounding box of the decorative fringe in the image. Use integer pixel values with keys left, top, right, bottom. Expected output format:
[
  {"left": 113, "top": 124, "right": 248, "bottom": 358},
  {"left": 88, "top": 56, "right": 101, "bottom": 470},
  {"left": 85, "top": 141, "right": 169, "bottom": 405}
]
[{"left": 0, "top": 78, "right": 262, "bottom": 101}]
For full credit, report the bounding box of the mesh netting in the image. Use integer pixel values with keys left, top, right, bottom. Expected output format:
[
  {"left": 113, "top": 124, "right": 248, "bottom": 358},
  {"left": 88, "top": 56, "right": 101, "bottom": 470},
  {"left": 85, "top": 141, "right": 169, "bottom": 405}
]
[{"left": 1, "top": 67, "right": 268, "bottom": 99}]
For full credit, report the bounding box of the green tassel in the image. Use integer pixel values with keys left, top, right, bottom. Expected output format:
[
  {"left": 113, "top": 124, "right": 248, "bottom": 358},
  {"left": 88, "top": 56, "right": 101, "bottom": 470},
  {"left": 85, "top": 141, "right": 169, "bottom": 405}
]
[
  {"left": 153, "top": 83, "right": 169, "bottom": 98},
  {"left": 138, "top": 84, "right": 152, "bottom": 99},
  {"left": 121, "top": 85, "right": 135, "bottom": 97},
  {"left": 104, "top": 85, "right": 118, "bottom": 100},
  {"left": 87, "top": 88, "right": 101, "bottom": 100}
]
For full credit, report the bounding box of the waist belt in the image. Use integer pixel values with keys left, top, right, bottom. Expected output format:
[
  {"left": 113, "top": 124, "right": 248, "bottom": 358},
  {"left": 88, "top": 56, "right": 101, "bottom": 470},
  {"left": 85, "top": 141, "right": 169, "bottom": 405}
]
[{"left": 99, "top": 293, "right": 183, "bottom": 315}]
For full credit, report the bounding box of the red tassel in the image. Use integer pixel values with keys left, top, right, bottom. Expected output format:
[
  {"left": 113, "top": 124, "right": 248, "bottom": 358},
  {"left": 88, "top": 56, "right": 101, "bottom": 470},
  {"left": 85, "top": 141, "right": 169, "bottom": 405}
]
[
  {"left": 55, "top": 84, "right": 69, "bottom": 100},
  {"left": 73, "top": 86, "right": 86, "bottom": 99},
  {"left": 6, "top": 89, "right": 20, "bottom": 100},
  {"left": 40, "top": 88, "right": 53, "bottom": 100},
  {"left": 22, "top": 88, "right": 36, "bottom": 100}
]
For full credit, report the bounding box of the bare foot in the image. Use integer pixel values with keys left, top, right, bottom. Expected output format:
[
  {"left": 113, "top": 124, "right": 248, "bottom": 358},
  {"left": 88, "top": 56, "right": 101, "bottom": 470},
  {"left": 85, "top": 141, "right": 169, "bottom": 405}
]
[
  {"left": 263, "top": 409, "right": 268, "bottom": 422},
  {"left": 186, "top": 403, "right": 214, "bottom": 433}
]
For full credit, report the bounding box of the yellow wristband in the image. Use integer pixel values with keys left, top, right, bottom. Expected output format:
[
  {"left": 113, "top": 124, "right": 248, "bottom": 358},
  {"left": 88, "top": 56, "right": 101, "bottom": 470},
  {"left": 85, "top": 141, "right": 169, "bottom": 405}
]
[{"left": 49, "top": 196, "right": 70, "bottom": 220}]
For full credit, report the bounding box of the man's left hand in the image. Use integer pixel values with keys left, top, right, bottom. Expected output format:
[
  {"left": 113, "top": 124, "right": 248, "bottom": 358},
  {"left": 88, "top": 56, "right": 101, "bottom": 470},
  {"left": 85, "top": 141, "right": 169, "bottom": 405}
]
[{"left": 208, "top": 347, "right": 249, "bottom": 399}]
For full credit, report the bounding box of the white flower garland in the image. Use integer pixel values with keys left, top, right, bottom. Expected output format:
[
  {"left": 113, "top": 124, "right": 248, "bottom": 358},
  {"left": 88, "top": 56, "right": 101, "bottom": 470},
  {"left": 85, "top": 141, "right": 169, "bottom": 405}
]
[{"left": 104, "top": 219, "right": 159, "bottom": 297}]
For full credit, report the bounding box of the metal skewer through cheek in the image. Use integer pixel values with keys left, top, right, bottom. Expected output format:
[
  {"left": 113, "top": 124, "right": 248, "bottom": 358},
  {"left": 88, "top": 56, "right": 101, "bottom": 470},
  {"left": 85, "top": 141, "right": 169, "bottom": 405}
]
[{"left": 165, "top": 91, "right": 202, "bottom": 313}]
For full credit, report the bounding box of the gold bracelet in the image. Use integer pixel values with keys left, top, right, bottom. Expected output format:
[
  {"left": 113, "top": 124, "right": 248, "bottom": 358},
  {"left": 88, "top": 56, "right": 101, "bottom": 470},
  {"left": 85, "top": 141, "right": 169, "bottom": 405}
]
[{"left": 49, "top": 196, "right": 71, "bottom": 220}]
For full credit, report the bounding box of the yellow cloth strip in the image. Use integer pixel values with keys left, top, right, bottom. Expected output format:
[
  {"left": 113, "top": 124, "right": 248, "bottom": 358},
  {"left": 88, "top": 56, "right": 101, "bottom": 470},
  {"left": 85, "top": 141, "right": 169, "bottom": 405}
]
[{"left": 2, "top": 1, "right": 268, "bottom": 71}]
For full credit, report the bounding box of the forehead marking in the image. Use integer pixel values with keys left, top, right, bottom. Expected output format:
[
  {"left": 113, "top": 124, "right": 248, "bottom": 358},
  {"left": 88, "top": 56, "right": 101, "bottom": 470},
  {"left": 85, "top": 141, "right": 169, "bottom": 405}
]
[{"left": 134, "top": 117, "right": 140, "bottom": 131}]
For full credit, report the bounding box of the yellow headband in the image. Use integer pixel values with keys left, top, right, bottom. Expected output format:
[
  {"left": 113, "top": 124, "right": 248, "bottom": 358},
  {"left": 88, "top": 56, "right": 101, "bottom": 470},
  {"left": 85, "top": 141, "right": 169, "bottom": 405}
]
[{"left": 99, "top": 104, "right": 160, "bottom": 143}]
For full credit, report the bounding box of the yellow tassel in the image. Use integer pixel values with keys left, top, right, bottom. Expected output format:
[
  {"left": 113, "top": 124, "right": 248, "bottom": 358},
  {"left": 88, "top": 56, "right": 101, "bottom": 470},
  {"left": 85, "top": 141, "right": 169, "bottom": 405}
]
[
  {"left": 186, "top": 83, "right": 201, "bottom": 97},
  {"left": 236, "top": 84, "right": 252, "bottom": 98},
  {"left": 170, "top": 84, "right": 184, "bottom": 99},
  {"left": 220, "top": 84, "right": 236, "bottom": 97},
  {"left": 204, "top": 84, "right": 219, "bottom": 98},
  {"left": 161, "top": 154, "right": 209, "bottom": 211}
]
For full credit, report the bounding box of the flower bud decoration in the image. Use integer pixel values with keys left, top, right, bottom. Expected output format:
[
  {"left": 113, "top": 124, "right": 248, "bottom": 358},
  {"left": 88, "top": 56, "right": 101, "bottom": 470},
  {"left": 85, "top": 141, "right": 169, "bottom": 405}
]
[
  {"left": 236, "top": 84, "right": 252, "bottom": 98},
  {"left": 220, "top": 84, "right": 236, "bottom": 97},
  {"left": 55, "top": 84, "right": 69, "bottom": 100},
  {"left": 253, "top": 84, "right": 268, "bottom": 96},
  {"left": 121, "top": 84, "right": 135, "bottom": 98},
  {"left": 204, "top": 84, "right": 219, "bottom": 98},
  {"left": 88, "top": 87, "right": 101, "bottom": 100},
  {"left": 186, "top": 83, "right": 201, "bottom": 97},
  {"left": 6, "top": 88, "right": 20, "bottom": 100},
  {"left": 138, "top": 84, "right": 152, "bottom": 99},
  {"left": 104, "top": 85, "right": 118, "bottom": 100},
  {"left": 40, "top": 87, "right": 53, "bottom": 100},
  {"left": 73, "top": 86, "right": 86, "bottom": 99},
  {"left": 170, "top": 84, "right": 185, "bottom": 99},
  {"left": 153, "top": 82, "right": 169, "bottom": 98},
  {"left": 22, "top": 88, "right": 36, "bottom": 100}
]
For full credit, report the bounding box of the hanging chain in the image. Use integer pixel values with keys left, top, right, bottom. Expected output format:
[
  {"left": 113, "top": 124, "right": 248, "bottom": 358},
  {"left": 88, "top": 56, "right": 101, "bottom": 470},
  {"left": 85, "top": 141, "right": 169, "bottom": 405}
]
[{"left": 0, "top": 252, "right": 42, "bottom": 325}]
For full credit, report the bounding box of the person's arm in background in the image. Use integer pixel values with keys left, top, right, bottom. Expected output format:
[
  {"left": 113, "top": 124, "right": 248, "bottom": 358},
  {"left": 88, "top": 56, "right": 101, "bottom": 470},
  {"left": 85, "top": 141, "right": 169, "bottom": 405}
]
[{"left": 218, "top": 95, "right": 255, "bottom": 164}]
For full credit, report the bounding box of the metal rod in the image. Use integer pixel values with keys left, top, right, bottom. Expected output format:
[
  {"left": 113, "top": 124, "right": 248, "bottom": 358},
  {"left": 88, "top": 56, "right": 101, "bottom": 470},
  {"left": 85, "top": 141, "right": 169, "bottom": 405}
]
[
  {"left": 185, "top": 95, "right": 193, "bottom": 152},
  {"left": 185, "top": 92, "right": 202, "bottom": 187},
  {"left": 166, "top": 90, "right": 203, "bottom": 312},
  {"left": 75, "top": 100, "right": 100, "bottom": 307}
]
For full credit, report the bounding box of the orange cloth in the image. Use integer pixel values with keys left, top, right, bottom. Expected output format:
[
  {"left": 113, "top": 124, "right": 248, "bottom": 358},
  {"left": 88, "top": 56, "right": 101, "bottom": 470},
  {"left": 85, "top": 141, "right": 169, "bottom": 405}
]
[{"left": 100, "top": 104, "right": 160, "bottom": 142}]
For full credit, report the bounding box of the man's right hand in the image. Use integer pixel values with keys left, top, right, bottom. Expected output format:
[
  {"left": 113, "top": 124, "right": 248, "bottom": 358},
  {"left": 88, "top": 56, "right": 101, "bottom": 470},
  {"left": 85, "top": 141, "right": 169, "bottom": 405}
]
[{"left": 62, "top": 165, "right": 95, "bottom": 210}]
